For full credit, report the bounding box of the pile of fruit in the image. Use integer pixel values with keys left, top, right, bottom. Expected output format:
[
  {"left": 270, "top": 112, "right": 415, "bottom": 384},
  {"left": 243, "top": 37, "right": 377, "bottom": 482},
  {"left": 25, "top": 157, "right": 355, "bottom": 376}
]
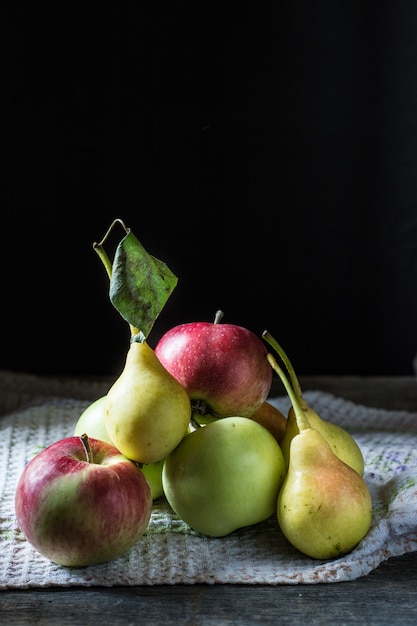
[{"left": 14, "top": 219, "right": 373, "bottom": 567}]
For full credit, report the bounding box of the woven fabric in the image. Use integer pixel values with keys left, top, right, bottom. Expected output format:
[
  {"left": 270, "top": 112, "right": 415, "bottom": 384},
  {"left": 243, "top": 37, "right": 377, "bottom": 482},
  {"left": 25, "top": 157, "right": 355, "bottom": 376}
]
[{"left": 1, "top": 371, "right": 417, "bottom": 587}]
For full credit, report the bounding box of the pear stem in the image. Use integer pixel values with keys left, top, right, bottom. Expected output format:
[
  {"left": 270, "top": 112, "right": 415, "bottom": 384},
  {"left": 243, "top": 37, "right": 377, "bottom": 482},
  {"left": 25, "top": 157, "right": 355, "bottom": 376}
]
[
  {"left": 266, "top": 353, "right": 310, "bottom": 432},
  {"left": 130, "top": 330, "right": 146, "bottom": 343},
  {"left": 262, "top": 330, "right": 307, "bottom": 410},
  {"left": 93, "top": 241, "right": 113, "bottom": 280},
  {"left": 92, "top": 218, "right": 130, "bottom": 279},
  {"left": 80, "top": 433, "right": 93, "bottom": 463},
  {"left": 93, "top": 221, "right": 141, "bottom": 338}
]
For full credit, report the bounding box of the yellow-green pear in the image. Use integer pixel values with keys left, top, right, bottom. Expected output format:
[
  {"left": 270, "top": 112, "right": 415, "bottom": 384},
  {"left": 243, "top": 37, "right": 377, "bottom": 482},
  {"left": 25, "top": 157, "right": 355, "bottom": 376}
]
[
  {"left": 261, "top": 340, "right": 372, "bottom": 561},
  {"left": 281, "top": 405, "right": 365, "bottom": 476},
  {"left": 277, "top": 426, "right": 373, "bottom": 560},
  {"left": 74, "top": 394, "right": 165, "bottom": 499},
  {"left": 104, "top": 339, "right": 191, "bottom": 465}
]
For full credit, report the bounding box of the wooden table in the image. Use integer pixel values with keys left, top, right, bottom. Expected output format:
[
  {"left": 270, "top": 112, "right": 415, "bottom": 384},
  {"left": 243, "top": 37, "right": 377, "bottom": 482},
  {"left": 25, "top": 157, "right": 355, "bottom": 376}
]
[{"left": 1, "top": 375, "right": 417, "bottom": 625}]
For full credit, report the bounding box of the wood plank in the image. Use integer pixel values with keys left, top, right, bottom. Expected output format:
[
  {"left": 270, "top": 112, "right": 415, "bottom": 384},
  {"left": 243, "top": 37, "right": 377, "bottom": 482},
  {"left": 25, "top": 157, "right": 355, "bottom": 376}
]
[{"left": 1, "top": 553, "right": 417, "bottom": 625}]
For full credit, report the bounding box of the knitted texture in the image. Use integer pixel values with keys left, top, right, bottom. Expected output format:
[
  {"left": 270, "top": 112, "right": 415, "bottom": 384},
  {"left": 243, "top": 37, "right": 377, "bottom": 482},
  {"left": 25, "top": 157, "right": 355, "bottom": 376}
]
[{"left": 1, "top": 371, "right": 417, "bottom": 587}]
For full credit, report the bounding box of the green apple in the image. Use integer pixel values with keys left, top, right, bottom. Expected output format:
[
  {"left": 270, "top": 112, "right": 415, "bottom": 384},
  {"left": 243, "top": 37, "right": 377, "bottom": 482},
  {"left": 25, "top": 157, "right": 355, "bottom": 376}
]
[
  {"left": 162, "top": 416, "right": 286, "bottom": 536},
  {"left": 75, "top": 397, "right": 112, "bottom": 444},
  {"left": 140, "top": 459, "right": 164, "bottom": 501},
  {"left": 74, "top": 396, "right": 164, "bottom": 500}
]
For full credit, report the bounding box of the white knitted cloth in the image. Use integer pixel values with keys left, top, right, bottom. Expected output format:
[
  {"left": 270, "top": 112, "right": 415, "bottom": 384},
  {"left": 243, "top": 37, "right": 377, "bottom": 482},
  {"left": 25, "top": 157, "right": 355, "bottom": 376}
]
[{"left": 1, "top": 370, "right": 417, "bottom": 587}]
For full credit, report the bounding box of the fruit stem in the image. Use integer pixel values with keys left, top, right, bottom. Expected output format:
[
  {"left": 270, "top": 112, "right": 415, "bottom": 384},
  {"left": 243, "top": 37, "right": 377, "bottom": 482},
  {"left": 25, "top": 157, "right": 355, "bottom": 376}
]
[
  {"left": 80, "top": 433, "right": 93, "bottom": 463},
  {"left": 262, "top": 330, "right": 307, "bottom": 410},
  {"left": 93, "top": 221, "right": 140, "bottom": 338},
  {"left": 130, "top": 330, "right": 146, "bottom": 343},
  {"left": 93, "top": 241, "right": 113, "bottom": 280},
  {"left": 93, "top": 218, "right": 129, "bottom": 279},
  {"left": 191, "top": 414, "right": 202, "bottom": 429},
  {"left": 266, "top": 353, "right": 310, "bottom": 431},
  {"left": 95, "top": 218, "right": 129, "bottom": 248},
  {"left": 214, "top": 310, "right": 224, "bottom": 324}
]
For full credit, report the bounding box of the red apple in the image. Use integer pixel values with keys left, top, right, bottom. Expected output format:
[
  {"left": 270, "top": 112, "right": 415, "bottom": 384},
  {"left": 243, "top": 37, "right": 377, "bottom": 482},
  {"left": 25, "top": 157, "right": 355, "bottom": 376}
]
[
  {"left": 154, "top": 312, "right": 272, "bottom": 418},
  {"left": 15, "top": 435, "right": 152, "bottom": 567}
]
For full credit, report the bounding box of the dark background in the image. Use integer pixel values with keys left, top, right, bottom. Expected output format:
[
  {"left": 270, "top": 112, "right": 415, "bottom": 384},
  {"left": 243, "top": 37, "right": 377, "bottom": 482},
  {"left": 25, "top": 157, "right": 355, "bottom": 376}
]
[{"left": 3, "top": 3, "right": 417, "bottom": 378}]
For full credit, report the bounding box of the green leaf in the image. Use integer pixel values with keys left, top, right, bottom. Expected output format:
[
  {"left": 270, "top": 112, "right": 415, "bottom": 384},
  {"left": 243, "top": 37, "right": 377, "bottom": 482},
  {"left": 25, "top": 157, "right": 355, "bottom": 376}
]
[{"left": 109, "top": 228, "right": 178, "bottom": 337}]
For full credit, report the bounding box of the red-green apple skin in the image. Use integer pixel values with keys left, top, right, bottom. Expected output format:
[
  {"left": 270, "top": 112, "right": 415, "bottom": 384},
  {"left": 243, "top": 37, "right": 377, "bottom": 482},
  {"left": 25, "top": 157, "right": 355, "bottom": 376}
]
[
  {"left": 154, "top": 321, "right": 272, "bottom": 418},
  {"left": 14, "top": 436, "right": 152, "bottom": 567},
  {"left": 74, "top": 396, "right": 164, "bottom": 500}
]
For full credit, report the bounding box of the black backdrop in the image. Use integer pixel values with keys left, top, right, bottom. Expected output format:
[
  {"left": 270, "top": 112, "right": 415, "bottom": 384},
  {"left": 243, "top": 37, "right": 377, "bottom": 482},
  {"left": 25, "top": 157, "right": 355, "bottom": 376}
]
[{"left": 3, "top": 3, "right": 417, "bottom": 377}]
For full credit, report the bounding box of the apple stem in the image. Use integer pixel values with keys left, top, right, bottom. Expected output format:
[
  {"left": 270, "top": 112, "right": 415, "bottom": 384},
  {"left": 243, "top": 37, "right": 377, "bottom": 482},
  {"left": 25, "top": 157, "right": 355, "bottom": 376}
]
[
  {"left": 266, "top": 353, "right": 310, "bottom": 432},
  {"left": 80, "top": 433, "right": 94, "bottom": 463},
  {"left": 262, "top": 330, "right": 307, "bottom": 411},
  {"left": 214, "top": 310, "right": 224, "bottom": 324}
]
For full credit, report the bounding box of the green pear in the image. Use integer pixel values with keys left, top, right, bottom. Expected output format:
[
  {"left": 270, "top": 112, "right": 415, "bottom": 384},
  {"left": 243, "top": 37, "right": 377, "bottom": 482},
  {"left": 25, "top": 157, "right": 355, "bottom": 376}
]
[
  {"left": 104, "top": 338, "right": 192, "bottom": 465},
  {"left": 277, "top": 426, "right": 373, "bottom": 559},
  {"left": 281, "top": 405, "right": 365, "bottom": 476}
]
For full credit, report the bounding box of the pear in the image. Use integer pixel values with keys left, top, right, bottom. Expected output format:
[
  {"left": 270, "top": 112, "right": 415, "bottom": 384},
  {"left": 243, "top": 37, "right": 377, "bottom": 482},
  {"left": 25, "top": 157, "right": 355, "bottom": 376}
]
[
  {"left": 262, "top": 344, "right": 373, "bottom": 560},
  {"left": 104, "top": 338, "right": 191, "bottom": 464},
  {"left": 281, "top": 405, "right": 364, "bottom": 475},
  {"left": 278, "top": 426, "right": 373, "bottom": 559},
  {"left": 263, "top": 331, "right": 365, "bottom": 475}
]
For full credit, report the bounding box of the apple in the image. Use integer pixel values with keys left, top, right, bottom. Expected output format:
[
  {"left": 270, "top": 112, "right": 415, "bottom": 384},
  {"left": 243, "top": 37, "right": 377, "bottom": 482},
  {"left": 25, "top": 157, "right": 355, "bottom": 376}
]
[
  {"left": 154, "top": 311, "right": 273, "bottom": 418},
  {"left": 139, "top": 458, "right": 164, "bottom": 500},
  {"left": 162, "top": 416, "right": 286, "bottom": 536},
  {"left": 74, "top": 396, "right": 112, "bottom": 444},
  {"left": 74, "top": 396, "right": 164, "bottom": 500},
  {"left": 14, "top": 435, "right": 153, "bottom": 567}
]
